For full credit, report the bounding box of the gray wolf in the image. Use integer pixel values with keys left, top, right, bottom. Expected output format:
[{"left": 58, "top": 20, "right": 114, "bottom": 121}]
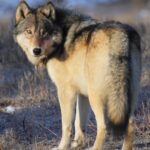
[{"left": 13, "top": 1, "right": 141, "bottom": 150}]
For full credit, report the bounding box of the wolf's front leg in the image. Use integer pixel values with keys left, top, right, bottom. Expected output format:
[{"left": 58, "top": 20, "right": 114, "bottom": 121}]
[{"left": 53, "top": 85, "right": 77, "bottom": 150}]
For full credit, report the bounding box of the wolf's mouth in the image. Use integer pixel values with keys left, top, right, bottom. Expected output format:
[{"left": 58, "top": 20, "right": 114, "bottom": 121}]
[
  {"left": 33, "top": 54, "right": 43, "bottom": 57},
  {"left": 32, "top": 54, "right": 47, "bottom": 61}
]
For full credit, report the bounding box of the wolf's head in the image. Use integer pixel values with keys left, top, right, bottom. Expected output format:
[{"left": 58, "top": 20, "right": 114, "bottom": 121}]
[{"left": 13, "top": 1, "right": 63, "bottom": 65}]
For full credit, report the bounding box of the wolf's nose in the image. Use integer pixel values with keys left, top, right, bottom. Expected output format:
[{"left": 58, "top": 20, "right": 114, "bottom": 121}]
[{"left": 33, "top": 48, "right": 41, "bottom": 56}]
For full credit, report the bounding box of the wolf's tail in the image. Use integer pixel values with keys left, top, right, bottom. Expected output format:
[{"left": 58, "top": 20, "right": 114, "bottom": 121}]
[{"left": 105, "top": 25, "right": 141, "bottom": 134}]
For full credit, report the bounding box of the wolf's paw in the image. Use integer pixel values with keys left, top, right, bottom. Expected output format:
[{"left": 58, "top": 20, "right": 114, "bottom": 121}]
[
  {"left": 52, "top": 147, "right": 70, "bottom": 150},
  {"left": 51, "top": 147, "right": 59, "bottom": 150},
  {"left": 71, "top": 140, "right": 85, "bottom": 149},
  {"left": 71, "top": 133, "right": 85, "bottom": 150},
  {"left": 51, "top": 147, "right": 64, "bottom": 150},
  {"left": 84, "top": 148, "right": 98, "bottom": 150}
]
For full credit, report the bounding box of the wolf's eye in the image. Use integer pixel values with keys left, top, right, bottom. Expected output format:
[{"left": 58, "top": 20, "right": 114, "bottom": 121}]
[
  {"left": 26, "top": 29, "right": 32, "bottom": 35},
  {"left": 42, "top": 31, "right": 49, "bottom": 38},
  {"left": 25, "top": 29, "right": 33, "bottom": 38}
]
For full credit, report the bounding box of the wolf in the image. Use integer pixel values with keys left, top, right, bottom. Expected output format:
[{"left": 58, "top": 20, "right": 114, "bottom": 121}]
[{"left": 13, "top": 1, "right": 141, "bottom": 150}]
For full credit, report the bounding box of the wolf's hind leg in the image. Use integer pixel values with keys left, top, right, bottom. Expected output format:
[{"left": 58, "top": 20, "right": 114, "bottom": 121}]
[
  {"left": 71, "top": 94, "right": 90, "bottom": 149},
  {"left": 122, "top": 117, "right": 134, "bottom": 150}
]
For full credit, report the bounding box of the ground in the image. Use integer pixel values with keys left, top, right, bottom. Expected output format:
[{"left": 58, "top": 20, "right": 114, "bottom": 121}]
[{"left": 0, "top": 2, "right": 150, "bottom": 150}]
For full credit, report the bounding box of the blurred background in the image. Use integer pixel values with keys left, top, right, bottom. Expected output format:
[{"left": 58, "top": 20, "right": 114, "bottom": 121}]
[
  {"left": 1, "top": 0, "right": 150, "bottom": 22},
  {"left": 0, "top": 0, "right": 150, "bottom": 150}
]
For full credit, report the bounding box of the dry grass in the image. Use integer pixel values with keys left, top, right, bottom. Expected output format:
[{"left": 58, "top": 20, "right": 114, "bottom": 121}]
[{"left": 0, "top": 2, "right": 150, "bottom": 150}]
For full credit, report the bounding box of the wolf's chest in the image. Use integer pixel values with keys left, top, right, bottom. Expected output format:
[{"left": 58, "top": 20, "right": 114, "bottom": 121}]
[{"left": 46, "top": 58, "right": 88, "bottom": 96}]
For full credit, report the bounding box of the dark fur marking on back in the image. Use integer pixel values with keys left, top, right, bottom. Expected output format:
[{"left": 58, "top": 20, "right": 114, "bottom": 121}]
[{"left": 72, "top": 21, "right": 140, "bottom": 47}]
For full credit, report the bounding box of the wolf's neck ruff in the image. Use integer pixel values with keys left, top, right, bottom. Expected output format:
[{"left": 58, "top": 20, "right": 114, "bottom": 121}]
[
  {"left": 36, "top": 9, "right": 97, "bottom": 65},
  {"left": 40, "top": 44, "right": 67, "bottom": 65}
]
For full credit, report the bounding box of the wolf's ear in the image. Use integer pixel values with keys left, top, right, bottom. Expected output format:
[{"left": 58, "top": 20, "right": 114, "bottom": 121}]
[
  {"left": 39, "top": 2, "right": 56, "bottom": 20},
  {"left": 15, "top": 1, "right": 31, "bottom": 24}
]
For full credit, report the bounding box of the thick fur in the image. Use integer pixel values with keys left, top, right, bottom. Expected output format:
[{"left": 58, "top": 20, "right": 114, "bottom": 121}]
[{"left": 14, "top": 1, "right": 141, "bottom": 150}]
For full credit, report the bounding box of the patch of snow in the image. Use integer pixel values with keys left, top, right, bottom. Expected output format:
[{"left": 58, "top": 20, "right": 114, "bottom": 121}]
[{"left": 2, "top": 106, "right": 21, "bottom": 114}]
